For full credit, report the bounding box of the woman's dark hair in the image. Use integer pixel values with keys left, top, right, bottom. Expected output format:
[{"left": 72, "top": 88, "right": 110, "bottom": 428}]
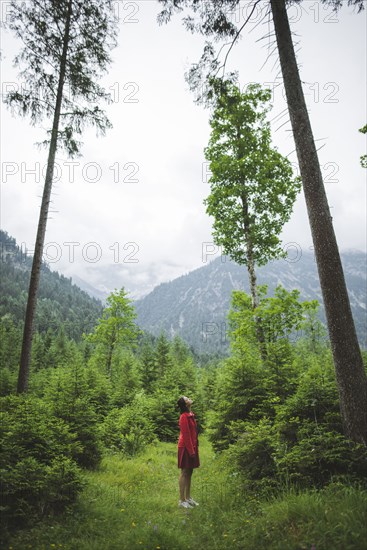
[{"left": 176, "top": 396, "right": 189, "bottom": 413}]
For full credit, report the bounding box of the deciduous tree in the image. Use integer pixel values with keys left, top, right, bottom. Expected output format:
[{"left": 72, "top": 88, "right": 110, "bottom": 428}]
[
  {"left": 87, "top": 289, "right": 139, "bottom": 378},
  {"left": 204, "top": 81, "right": 300, "bottom": 312}
]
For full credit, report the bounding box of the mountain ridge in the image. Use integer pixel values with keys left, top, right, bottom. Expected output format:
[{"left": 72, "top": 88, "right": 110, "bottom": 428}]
[
  {"left": 134, "top": 251, "right": 366, "bottom": 354},
  {"left": 1, "top": 230, "right": 365, "bottom": 354}
]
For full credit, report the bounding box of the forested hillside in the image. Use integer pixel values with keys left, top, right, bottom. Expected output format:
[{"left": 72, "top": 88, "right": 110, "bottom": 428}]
[
  {"left": 0, "top": 231, "right": 103, "bottom": 339},
  {"left": 2, "top": 229, "right": 365, "bottom": 354},
  {"left": 135, "top": 251, "right": 367, "bottom": 354}
]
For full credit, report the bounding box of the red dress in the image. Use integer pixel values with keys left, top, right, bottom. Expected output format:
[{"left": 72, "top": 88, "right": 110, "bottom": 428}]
[{"left": 177, "top": 411, "right": 200, "bottom": 469}]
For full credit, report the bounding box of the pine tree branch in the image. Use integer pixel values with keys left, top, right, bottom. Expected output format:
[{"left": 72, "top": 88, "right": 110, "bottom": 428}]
[{"left": 216, "top": 0, "right": 262, "bottom": 78}]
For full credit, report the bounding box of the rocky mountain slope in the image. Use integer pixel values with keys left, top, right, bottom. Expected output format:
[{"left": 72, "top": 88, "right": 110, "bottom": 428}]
[{"left": 135, "top": 251, "right": 366, "bottom": 354}]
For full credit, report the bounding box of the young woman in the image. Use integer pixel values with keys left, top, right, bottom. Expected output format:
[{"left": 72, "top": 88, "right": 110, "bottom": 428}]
[{"left": 176, "top": 395, "right": 200, "bottom": 509}]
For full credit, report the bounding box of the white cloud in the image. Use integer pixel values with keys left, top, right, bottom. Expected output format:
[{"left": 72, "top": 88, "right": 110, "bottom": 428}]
[{"left": 1, "top": 1, "right": 366, "bottom": 298}]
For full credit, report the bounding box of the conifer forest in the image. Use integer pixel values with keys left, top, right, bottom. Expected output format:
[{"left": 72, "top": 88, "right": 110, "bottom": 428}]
[{"left": 0, "top": 1, "right": 366, "bottom": 548}]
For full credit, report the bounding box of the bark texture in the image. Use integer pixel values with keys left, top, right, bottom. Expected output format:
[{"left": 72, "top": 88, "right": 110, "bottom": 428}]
[{"left": 270, "top": 0, "right": 367, "bottom": 443}]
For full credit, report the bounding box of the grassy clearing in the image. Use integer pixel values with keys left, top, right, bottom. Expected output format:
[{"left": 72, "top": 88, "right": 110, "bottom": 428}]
[{"left": 7, "top": 436, "right": 367, "bottom": 550}]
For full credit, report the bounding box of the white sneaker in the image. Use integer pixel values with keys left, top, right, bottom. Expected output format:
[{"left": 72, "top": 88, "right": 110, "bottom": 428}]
[
  {"left": 186, "top": 498, "right": 199, "bottom": 506},
  {"left": 178, "top": 500, "right": 192, "bottom": 508}
]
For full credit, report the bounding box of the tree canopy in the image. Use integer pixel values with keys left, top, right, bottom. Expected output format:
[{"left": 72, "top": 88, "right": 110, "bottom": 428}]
[{"left": 205, "top": 82, "right": 300, "bottom": 268}]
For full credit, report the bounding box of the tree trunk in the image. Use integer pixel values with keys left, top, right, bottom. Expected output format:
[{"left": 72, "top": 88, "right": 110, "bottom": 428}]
[
  {"left": 240, "top": 193, "right": 260, "bottom": 308},
  {"left": 106, "top": 343, "right": 114, "bottom": 378},
  {"left": 106, "top": 327, "right": 116, "bottom": 378},
  {"left": 17, "top": 0, "right": 73, "bottom": 393},
  {"left": 241, "top": 195, "right": 267, "bottom": 358},
  {"left": 244, "top": 227, "right": 259, "bottom": 309},
  {"left": 270, "top": 0, "right": 367, "bottom": 443},
  {"left": 247, "top": 242, "right": 267, "bottom": 360}
]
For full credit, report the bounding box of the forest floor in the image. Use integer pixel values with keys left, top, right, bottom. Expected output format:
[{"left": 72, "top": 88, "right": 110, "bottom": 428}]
[{"left": 7, "top": 435, "right": 367, "bottom": 550}]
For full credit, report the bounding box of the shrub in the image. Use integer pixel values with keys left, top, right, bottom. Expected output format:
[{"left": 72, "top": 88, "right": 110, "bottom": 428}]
[
  {"left": 225, "top": 419, "right": 278, "bottom": 491},
  {"left": 275, "top": 361, "right": 340, "bottom": 433},
  {"left": 275, "top": 423, "right": 367, "bottom": 487},
  {"left": 224, "top": 418, "right": 367, "bottom": 491},
  {"left": 0, "top": 366, "right": 16, "bottom": 396},
  {"left": 206, "top": 355, "right": 270, "bottom": 452},
  {"left": 100, "top": 394, "right": 157, "bottom": 456},
  {"left": 148, "top": 390, "right": 181, "bottom": 443},
  {"left": 43, "top": 363, "right": 104, "bottom": 469},
  {"left": 62, "top": 397, "right": 103, "bottom": 469},
  {"left": 0, "top": 395, "right": 83, "bottom": 533}
]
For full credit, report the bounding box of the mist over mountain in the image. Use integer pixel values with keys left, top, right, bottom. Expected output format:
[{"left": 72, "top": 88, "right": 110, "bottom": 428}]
[
  {"left": 135, "top": 250, "right": 367, "bottom": 354},
  {"left": 71, "top": 274, "right": 110, "bottom": 303},
  {"left": 1, "top": 230, "right": 365, "bottom": 354}
]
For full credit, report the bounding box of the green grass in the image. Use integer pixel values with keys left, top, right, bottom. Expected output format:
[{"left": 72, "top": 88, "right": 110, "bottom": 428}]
[{"left": 7, "top": 436, "right": 367, "bottom": 550}]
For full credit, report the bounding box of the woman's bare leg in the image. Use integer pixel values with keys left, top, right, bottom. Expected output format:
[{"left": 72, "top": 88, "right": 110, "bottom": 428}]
[
  {"left": 179, "top": 469, "right": 188, "bottom": 501},
  {"left": 179, "top": 468, "right": 194, "bottom": 501},
  {"left": 186, "top": 468, "right": 193, "bottom": 500}
]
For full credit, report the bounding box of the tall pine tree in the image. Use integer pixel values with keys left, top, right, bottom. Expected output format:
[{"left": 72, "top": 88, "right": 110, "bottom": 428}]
[{"left": 5, "top": 0, "right": 118, "bottom": 393}]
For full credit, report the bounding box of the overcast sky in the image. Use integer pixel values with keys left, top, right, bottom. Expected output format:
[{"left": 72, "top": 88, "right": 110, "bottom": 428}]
[{"left": 1, "top": 0, "right": 366, "bottom": 299}]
